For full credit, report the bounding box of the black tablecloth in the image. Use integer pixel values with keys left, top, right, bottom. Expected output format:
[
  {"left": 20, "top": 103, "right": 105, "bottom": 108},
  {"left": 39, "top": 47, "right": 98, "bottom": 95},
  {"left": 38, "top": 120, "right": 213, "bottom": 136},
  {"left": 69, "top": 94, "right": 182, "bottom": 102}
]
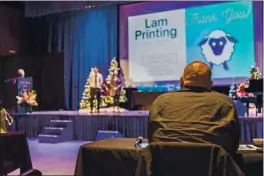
[
  {"left": 0, "top": 132, "right": 33, "bottom": 174},
  {"left": 74, "top": 138, "right": 263, "bottom": 176},
  {"left": 240, "top": 151, "right": 263, "bottom": 176},
  {"left": 74, "top": 138, "right": 146, "bottom": 176}
]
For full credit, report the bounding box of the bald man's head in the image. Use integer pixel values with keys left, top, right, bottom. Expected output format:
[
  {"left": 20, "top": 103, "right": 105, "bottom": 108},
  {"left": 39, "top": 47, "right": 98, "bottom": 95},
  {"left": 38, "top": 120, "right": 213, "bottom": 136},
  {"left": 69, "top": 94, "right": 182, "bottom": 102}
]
[
  {"left": 17, "top": 69, "right": 25, "bottom": 78},
  {"left": 180, "top": 61, "right": 213, "bottom": 90}
]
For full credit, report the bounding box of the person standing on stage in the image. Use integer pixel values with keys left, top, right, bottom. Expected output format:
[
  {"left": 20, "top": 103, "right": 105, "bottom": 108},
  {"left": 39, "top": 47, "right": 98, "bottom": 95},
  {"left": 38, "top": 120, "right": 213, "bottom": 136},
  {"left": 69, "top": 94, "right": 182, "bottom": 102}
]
[
  {"left": 109, "top": 69, "right": 124, "bottom": 112},
  {"left": 89, "top": 67, "right": 103, "bottom": 113}
]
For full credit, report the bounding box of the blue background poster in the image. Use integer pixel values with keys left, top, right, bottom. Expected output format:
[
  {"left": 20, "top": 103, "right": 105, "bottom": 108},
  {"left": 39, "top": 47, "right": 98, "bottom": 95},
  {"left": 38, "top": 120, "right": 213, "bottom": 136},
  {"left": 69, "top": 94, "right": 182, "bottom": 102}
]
[{"left": 186, "top": 2, "right": 255, "bottom": 78}]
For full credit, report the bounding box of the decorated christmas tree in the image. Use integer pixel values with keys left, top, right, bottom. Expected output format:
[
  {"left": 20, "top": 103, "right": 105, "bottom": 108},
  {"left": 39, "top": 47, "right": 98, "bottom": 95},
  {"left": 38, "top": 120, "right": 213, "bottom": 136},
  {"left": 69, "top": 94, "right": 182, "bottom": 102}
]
[
  {"left": 229, "top": 81, "right": 238, "bottom": 100},
  {"left": 250, "top": 66, "right": 262, "bottom": 80},
  {"left": 79, "top": 69, "right": 107, "bottom": 111},
  {"left": 102, "top": 57, "right": 127, "bottom": 106}
]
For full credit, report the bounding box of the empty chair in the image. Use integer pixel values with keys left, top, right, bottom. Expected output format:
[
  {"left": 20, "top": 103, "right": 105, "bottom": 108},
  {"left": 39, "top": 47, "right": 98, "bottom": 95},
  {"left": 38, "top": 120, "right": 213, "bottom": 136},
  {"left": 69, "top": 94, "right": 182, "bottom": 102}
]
[
  {"left": 150, "top": 142, "right": 244, "bottom": 176},
  {"left": 0, "top": 161, "right": 17, "bottom": 176},
  {"left": 0, "top": 165, "right": 42, "bottom": 176},
  {"left": 19, "top": 169, "right": 42, "bottom": 176}
]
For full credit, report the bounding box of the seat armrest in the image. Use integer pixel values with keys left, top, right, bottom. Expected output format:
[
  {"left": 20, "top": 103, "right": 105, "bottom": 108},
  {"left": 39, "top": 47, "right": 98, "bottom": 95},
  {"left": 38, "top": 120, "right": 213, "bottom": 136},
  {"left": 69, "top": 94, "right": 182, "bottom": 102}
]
[{"left": 19, "top": 169, "right": 42, "bottom": 176}]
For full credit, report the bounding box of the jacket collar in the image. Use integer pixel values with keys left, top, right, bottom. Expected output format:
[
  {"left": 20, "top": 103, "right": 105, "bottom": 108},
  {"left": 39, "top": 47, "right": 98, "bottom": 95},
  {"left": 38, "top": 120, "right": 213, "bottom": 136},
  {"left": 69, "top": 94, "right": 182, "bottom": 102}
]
[{"left": 180, "top": 86, "right": 210, "bottom": 92}]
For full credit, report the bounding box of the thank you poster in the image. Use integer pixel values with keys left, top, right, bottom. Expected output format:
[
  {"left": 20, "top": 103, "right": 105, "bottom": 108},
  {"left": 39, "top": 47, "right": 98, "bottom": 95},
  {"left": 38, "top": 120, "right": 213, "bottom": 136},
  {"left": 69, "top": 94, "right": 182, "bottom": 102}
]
[{"left": 186, "top": 2, "right": 254, "bottom": 78}]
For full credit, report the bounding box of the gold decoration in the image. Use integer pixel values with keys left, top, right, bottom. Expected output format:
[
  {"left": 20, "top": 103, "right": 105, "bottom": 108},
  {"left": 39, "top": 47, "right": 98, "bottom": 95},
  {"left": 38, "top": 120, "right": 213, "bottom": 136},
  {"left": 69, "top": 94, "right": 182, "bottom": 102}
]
[{"left": 0, "top": 108, "right": 13, "bottom": 134}]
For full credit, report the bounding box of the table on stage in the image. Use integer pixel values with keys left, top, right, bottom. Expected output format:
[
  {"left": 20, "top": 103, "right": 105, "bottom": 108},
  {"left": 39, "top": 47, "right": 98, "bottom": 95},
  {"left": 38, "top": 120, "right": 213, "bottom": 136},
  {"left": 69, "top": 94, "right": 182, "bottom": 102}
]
[
  {"left": 74, "top": 138, "right": 263, "bottom": 176},
  {"left": 131, "top": 91, "right": 164, "bottom": 109},
  {"left": 130, "top": 86, "right": 231, "bottom": 109},
  {"left": 0, "top": 132, "right": 33, "bottom": 174}
]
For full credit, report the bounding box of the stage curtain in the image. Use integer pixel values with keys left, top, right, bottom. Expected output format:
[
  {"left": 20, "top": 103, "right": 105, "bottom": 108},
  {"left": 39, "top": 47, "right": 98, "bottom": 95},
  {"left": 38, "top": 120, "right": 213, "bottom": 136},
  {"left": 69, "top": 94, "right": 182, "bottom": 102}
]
[{"left": 47, "top": 6, "right": 117, "bottom": 110}]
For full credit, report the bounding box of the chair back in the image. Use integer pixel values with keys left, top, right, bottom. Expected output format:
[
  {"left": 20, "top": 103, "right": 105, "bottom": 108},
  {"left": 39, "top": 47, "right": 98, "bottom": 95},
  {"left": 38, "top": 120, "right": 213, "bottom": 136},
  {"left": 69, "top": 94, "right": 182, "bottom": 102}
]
[
  {"left": 19, "top": 169, "right": 42, "bottom": 176},
  {"left": 150, "top": 142, "right": 220, "bottom": 176}
]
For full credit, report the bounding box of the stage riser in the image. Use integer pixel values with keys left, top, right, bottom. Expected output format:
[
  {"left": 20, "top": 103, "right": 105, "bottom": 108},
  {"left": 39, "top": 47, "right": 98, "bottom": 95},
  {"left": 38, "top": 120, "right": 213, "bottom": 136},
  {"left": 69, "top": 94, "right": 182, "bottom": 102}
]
[
  {"left": 10, "top": 115, "right": 148, "bottom": 141},
  {"left": 9, "top": 115, "right": 263, "bottom": 142}
]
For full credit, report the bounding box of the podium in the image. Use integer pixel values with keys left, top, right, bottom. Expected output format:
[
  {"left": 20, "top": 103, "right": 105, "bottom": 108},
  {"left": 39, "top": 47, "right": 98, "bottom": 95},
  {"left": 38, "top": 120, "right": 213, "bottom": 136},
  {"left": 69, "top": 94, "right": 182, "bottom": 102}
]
[{"left": 17, "top": 77, "right": 33, "bottom": 113}]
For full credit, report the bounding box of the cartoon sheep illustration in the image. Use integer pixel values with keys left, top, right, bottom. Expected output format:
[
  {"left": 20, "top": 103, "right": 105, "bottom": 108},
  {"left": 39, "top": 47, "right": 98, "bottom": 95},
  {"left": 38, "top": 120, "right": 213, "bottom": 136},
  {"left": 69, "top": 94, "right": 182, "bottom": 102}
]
[{"left": 198, "top": 30, "right": 238, "bottom": 70}]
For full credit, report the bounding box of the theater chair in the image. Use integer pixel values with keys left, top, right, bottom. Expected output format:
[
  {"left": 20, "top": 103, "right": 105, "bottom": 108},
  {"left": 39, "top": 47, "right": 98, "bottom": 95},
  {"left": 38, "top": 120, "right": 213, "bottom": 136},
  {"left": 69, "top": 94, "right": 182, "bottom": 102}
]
[
  {"left": 0, "top": 160, "right": 42, "bottom": 176},
  {"left": 19, "top": 169, "right": 42, "bottom": 176},
  {"left": 0, "top": 160, "right": 16, "bottom": 176},
  {"left": 150, "top": 142, "right": 244, "bottom": 176}
]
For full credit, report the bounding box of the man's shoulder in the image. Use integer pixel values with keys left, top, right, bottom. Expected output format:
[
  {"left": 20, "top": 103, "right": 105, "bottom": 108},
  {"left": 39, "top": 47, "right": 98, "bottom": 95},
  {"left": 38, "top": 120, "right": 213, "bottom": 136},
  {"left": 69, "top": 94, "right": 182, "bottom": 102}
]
[
  {"left": 155, "top": 92, "right": 178, "bottom": 102},
  {"left": 210, "top": 91, "right": 234, "bottom": 104}
]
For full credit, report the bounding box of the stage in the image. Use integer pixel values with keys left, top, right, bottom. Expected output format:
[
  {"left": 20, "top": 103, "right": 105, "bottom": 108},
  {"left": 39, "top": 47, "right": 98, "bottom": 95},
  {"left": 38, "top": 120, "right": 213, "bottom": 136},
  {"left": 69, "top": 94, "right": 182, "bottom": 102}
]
[{"left": 9, "top": 110, "right": 263, "bottom": 142}]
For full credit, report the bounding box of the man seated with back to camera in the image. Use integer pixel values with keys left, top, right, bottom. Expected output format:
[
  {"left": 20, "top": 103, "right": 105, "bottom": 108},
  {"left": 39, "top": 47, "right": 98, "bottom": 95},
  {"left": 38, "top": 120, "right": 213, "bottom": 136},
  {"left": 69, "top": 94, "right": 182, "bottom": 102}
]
[{"left": 148, "top": 61, "right": 240, "bottom": 155}]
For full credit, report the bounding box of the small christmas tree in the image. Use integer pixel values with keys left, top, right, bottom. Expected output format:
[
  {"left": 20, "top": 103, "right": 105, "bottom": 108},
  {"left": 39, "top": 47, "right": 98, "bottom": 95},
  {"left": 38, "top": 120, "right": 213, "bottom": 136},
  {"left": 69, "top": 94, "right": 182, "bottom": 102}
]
[
  {"left": 79, "top": 69, "right": 107, "bottom": 111},
  {"left": 229, "top": 81, "right": 238, "bottom": 100},
  {"left": 250, "top": 66, "right": 262, "bottom": 80},
  {"left": 102, "top": 57, "right": 127, "bottom": 106}
]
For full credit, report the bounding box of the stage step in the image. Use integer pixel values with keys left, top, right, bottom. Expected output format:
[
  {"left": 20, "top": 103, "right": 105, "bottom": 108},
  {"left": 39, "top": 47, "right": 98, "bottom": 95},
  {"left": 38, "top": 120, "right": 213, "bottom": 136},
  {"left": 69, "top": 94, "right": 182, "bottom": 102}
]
[
  {"left": 38, "top": 134, "right": 63, "bottom": 143},
  {"left": 44, "top": 127, "right": 64, "bottom": 135},
  {"left": 38, "top": 120, "right": 73, "bottom": 143},
  {"left": 50, "top": 120, "right": 72, "bottom": 127}
]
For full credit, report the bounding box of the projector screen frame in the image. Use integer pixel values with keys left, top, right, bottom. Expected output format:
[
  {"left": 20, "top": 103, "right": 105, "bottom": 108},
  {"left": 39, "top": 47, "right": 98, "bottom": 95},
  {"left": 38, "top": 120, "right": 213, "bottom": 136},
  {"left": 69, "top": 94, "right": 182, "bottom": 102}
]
[{"left": 118, "top": 1, "right": 263, "bottom": 87}]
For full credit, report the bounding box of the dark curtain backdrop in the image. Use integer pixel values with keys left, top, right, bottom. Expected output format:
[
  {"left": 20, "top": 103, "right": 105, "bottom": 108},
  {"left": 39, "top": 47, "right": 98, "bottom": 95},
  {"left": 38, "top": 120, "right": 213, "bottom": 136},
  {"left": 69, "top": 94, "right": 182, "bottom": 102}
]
[
  {"left": 0, "top": 4, "right": 24, "bottom": 56},
  {"left": 0, "top": 54, "right": 64, "bottom": 111},
  {"left": 40, "top": 53, "right": 65, "bottom": 110},
  {"left": 43, "top": 6, "right": 118, "bottom": 110},
  {"left": 0, "top": 56, "right": 24, "bottom": 110},
  {"left": 0, "top": 58, "right": 3, "bottom": 100}
]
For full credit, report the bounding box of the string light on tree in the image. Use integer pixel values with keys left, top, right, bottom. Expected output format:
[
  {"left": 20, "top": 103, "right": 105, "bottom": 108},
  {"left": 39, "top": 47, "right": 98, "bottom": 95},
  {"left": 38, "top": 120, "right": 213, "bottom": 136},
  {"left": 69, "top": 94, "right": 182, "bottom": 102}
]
[{"left": 229, "top": 79, "right": 238, "bottom": 100}]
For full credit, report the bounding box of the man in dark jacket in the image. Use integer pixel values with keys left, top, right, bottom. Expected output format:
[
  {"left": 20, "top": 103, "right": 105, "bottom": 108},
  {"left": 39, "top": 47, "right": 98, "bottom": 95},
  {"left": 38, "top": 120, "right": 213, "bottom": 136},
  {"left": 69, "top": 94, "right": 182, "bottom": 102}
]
[{"left": 148, "top": 61, "right": 240, "bottom": 155}]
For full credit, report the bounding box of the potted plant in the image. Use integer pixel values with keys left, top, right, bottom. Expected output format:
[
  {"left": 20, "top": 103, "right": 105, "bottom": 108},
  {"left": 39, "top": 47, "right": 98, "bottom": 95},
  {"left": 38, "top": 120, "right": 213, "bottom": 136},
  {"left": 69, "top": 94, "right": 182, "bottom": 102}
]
[{"left": 16, "top": 90, "right": 38, "bottom": 113}]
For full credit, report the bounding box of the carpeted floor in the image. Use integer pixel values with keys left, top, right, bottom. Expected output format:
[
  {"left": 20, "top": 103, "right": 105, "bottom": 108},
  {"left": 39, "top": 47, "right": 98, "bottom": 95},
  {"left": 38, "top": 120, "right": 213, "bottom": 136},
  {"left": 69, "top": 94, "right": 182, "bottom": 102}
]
[{"left": 10, "top": 138, "right": 89, "bottom": 175}]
